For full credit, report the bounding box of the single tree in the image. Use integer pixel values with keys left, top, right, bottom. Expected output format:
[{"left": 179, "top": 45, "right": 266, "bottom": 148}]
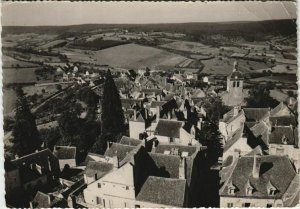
[
  {"left": 12, "top": 87, "right": 41, "bottom": 156},
  {"left": 101, "top": 69, "right": 125, "bottom": 136}
]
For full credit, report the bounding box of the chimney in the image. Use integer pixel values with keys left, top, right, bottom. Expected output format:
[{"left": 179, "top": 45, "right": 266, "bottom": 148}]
[
  {"left": 252, "top": 154, "right": 260, "bottom": 178},
  {"left": 113, "top": 155, "right": 119, "bottom": 168},
  {"left": 29, "top": 201, "right": 33, "bottom": 209},
  {"left": 133, "top": 109, "right": 137, "bottom": 121},
  {"left": 151, "top": 141, "right": 156, "bottom": 153},
  {"left": 47, "top": 157, "right": 52, "bottom": 172},
  {"left": 157, "top": 95, "right": 161, "bottom": 101},
  {"left": 233, "top": 149, "right": 240, "bottom": 163},
  {"left": 156, "top": 106, "right": 160, "bottom": 122},
  {"left": 48, "top": 194, "right": 53, "bottom": 206},
  {"left": 168, "top": 111, "right": 171, "bottom": 120},
  {"left": 233, "top": 106, "right": 239, "bottom": 116},
  {"left": 179, "top": 158, "right": 186, "bottom": 179},
  {"left": 197, "top": 118, "right": 202, "bottom": 130}
]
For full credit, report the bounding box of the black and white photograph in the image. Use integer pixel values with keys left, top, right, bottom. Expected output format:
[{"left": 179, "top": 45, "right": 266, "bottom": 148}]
[{"left": 2, "top": 1, "right": 299, "bottom": 208}]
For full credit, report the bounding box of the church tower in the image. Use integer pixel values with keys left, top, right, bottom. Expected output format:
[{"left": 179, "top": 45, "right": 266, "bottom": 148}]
[{"left": 227, "top": 61, "right": 244, "bottom": 97}]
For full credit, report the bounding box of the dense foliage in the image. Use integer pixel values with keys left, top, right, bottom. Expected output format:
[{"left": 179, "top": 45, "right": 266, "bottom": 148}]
[
  {"left": 246, "top": 84, "right": 279, "bottom": 108},
  {"left": 12, "top": 87, "right": 42, "bottom": 156}
]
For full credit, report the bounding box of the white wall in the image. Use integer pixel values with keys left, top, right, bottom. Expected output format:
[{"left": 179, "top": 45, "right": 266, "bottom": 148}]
[
  {"left": 220, "top": 196, "right": 284, "bottom": 207},
  {"left": 129, "top": 121, "right": 145, "bottom": 139}
]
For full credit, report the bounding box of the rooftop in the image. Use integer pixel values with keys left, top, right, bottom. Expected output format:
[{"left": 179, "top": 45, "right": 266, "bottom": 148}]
[
  {"left": 104, "top": 143, "right": 137, "bottom": 162},
  {"left": 85, "top": 161, "right": 114, "bottom": 178},
  {"left": 136, "top": 176, "right": 186, "bottom": 207},
  {"left": 243, "top": 108, "right": 269, "bottom": 122},
  {"left": 119, "top": 136, "right": 143, "bottom": 146},
  {"left": 154, "top": 119, "right": 183, "bottom": 138},
  {"left": 220, "top": 155, "right": 297, "bottom": 199}
]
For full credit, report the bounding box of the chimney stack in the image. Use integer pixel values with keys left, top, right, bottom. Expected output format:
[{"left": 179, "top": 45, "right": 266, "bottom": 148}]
[
  {"left": 233, "top": 106, "right": 239, "bottom": 116},
  {"left": 156, "top": 106, "right": 160, "bottom": 123},
  {"left": 252, "top": 154, "right": 260, "bottom": 178},
  {"left": 113, "top": 155, "right": 119, "bottom": 168},
  {"left": 179, "top": 157, "right": 186, "bottom": 179},
  {"left": 133, "top": 109, "right": 137, "bottom": 121}
]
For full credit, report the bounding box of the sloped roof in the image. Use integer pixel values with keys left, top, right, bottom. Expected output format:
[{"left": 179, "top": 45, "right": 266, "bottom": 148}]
[
  {"left": 154, "top": 119, "right": 183, "bottom": 138},
  {"left": 228, "top": 69, "right": 243, "bottom": 80},
  {"left": 243, "top": 108, "right": 269, "bottom": 122},
  {"left": 154, "top": 144, "right": 198, "bottom": 157},
  {"left": 269, "top": 115, "right": 297, "bottom": 127},
  {"left": 221, "top": 109, "right": 244, "bottom": 124},
  {"left": 81, "top": 153, "right": 105, "bottom": 166},
  {"left": 31, "top": 191, "right": 51, "bottom": 208},
  {"left": 136, "top": 176, "right": 186, "bottom": 207},
  {"left": 223, "top": 126, "right": 245, "bottom": 152},
  {"left": 85, "top": 161, "right": 113, "bottom": 178},
  {"left": 150, "top": 101, "right": 166, "bottom": 108},
  {"left": 250, "top": 121, "right": 269, "bottom": 145},
  {"left": 270, "top": 102, "right": 293, "bottom": 117},
  {"left": 119, "top": 136, "right": 142, "bottom": 146},
  {"left": 141, "top": 88, "right": 162, "bottom": 94},
  {"left": 148, "top": 153, "right": 181, "bottom": 178},
  {"left": 220, "top": 155, "right": 297, "bottom": 199},
  {"left": 54, "top": 146, "right": 76, "bottom": 159},
  {"left": 104, "top": 143, "right": 136, "bottom": 162},
  {"left": 269, "top": 126, "right": 298, "bottom": 146}
]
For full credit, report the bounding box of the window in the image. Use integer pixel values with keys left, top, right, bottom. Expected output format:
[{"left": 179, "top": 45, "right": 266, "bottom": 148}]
[
  {"left": 246, "top": 187, "right": 253, "bottom": 196},
  {"left": 243, "top": 203, "right": 251, "bottom": 207},
  {"left": 135, "top": 205, "right": 140, "bottom": 208},
  {"left": 267, "top": 204, "right": 272, "bottom": 208},
  {"left": 98, "top": 183, "right": 101, "bottom": 188},
  {"left": 227, "top": 203, "right": 233, "bottom": 208},
  {"left": 228, "top": 188, "right": 235, "bottom": 195},
  {"left": 96, "top": 197, "right": 102, "bottom": 205},
  {"left": 233, "top": 82, "right": 236, "bottom": 87},
  {"left": 103, "top": 199, "right": 106, "bottom": 207},
  {"left": 236, "top": 81, "right": 239, "bottom": 87},
  {"left": 269, "top": 189, "right": 276, "bottom": 196},
  {"left": 125, "top": 186, "right": 129, "bottom": 190}
]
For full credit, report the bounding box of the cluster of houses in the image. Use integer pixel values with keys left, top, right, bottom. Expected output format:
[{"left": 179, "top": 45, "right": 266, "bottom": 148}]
[{"left": 5, "top": 62, "right": 299, "bottom": 208}]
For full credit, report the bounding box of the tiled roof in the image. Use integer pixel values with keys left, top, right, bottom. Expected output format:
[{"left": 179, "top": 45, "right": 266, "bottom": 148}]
[
  {"left": 31, "top": 191, "right": 51, "bottom": 208},
  {"left": 85, "top": 161, "right": 113, "bottom": 178},
  {"left": 270, "top": 102, "right": 292, "bottom": 117},
  {"left": 150, "top": 101, "right": 166, "bottom": 108},
  {"left": 250, "top": 121, "right": 269, "bottom": 145},
  {"left": 54, "top": 146, "right": 76, "bottom": 159},
  {"left": 119, "top": 136, "right": 142, "bottom": 146},
  {"left": 228, "top": 70, "right": 243, "bottom": 80},
  {"left": 223, "top": 126, "right": 244, "bottom": 152},
  {"left": 269, "top": 115, "right": 297, "bottom": 127},
  {"left": 148, "top": 153, "right": 181, "bottom": 178},
  {"left": 220, "top": 155, "right": 297, "bottom": 199},
  {"left": 136, "top": 176, "right": 186, "bottom": 207},
  {"left": 269, "top": 126, "right": 298, "bottom": 146},
  {"left": 154, "top": 144, "right": 198, "bottom": 157},
  {"left": 141, "top": 88, "right": 162, "bottom": 94},
  {"left": 243, "top": 108, "right": 269, "bottom": 122},
  {"left": 154, "top": 119, "right": 183, "bottom": 138},
  {"left": 81, "top": 153, "right": 105, "bottom": 166},
  {"left": 221, "top": 109, "right": 244, "bottom": 124},
  {"left": 104, "top": 143, "right": 136, "bottom": 162}
]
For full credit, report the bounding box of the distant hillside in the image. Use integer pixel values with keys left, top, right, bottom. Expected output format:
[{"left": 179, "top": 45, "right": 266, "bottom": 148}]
[{"left": 2, "top": 19, "right": 296, "bottom": 40}]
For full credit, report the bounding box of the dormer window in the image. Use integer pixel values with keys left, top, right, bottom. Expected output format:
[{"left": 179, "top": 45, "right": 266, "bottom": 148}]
[
  {"left": 267, "top": 180, "right": 277, "bottom": 196},
  {"left": 282, "top": 135, "right": 288, "bottom": 145},
  {"left": 245, "top": 180, "right": 254, "bottom": 196},
  {"left": 227, "top": 180, "right": 236, "bottom": 195}
]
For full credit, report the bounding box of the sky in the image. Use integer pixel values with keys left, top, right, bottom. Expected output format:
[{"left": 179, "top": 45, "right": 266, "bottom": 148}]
[{"left": 1, "top": 1, "right": 297, "bottom": 26}]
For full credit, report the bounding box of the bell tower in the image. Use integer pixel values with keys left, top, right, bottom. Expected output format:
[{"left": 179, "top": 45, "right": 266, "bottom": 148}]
[{"left": 227, "top": 61, "right": 244, "bottom": 97}]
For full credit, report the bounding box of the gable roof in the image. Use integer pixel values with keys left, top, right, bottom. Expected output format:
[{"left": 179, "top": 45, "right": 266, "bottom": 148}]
[
  {"left": 119, "top": 136, "right": 142, "bottom": 146},
  {"left": 228, "top": 69, "right": 243, "bottom": 80},
  {"left": 31, "top": 191, "right": 52, "bottom": 208},
  {"left": 136, "top": 176, "right": 186, "bottom": 207},
  {"left": 270, "top": 102, "right": 293, "bottom": 117},
  {"left": 269, "top": 126, "right": 298, "bottom": 146},
  {"left": 54, "top": 146, "right": 76, "bottom": 159},
  {"left": 223, "top": 126, "right": 245, "bottom": 152},
  {"left": 269, "top": 115, "right": 297, "bottom": 127},
  {"left": 243, "top": 108, "right": 269, "bottom": 122},
  {"left": 85, "top": 161, "right": 114, "bottom": 179},
  {"left": 154, "top": 119, "right": 183, "bottom": 138},
  {"left": 148, "top": 153, "right": 181, "bottom": 178},
  {"left": 221, "top": 109, "right": 245, "bottom": 124},
  {"left": 220, "top": 155, "right": 297, "bottom": 199},
  {"left": 150, "top": 101, "right": 166, "bottom": 108},
  {"left": 104, "top": 143, "right": 137, "bottom": 162}
]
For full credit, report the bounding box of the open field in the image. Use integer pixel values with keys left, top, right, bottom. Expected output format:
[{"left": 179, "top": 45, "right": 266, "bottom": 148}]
[
  {"left": 160, "top": 41, "right": 209, "bottom": 53},
  {"left": 2, "top": 55, "right": 40, "bottom": 68},
  {"left": 3, "top": 68, "right": 37, "bottom": 84},
  {"left": 63, "top": 43, "right": 191, "bottom": 69},
  {"left": 36, "top": 39, "right": 67, "bottom": 50},
  {"left": 250, "top": 74, "right": 297, "bottom": 83}
]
